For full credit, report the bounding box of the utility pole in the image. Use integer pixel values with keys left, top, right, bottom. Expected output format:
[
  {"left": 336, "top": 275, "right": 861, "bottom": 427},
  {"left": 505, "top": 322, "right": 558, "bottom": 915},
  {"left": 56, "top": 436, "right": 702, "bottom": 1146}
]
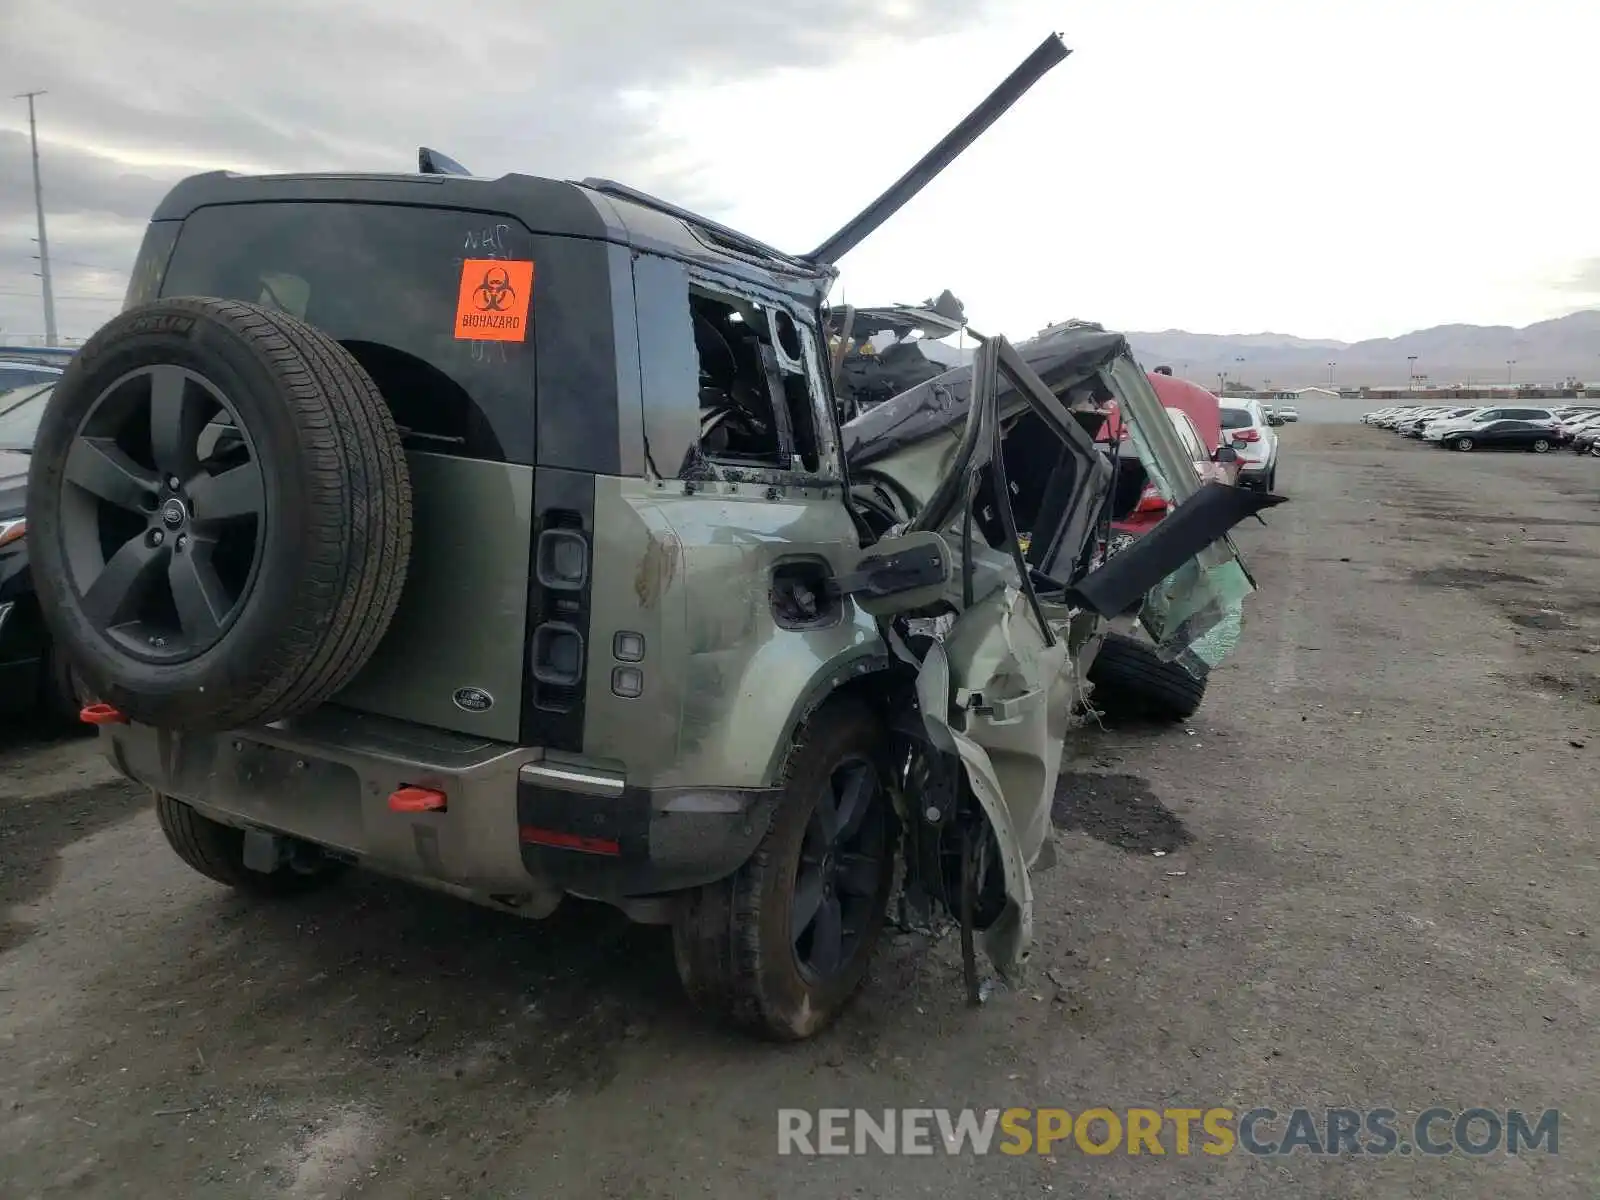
[{"left": 16, "top": 90, "right": 58, "bottom": 347}]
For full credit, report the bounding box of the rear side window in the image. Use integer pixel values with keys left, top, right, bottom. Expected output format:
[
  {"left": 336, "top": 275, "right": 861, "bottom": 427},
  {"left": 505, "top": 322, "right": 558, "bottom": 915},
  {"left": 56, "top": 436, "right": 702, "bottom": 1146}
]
[
  {"left": 161, "top": 202, "right": 544, "bottom": 463},
  {"left": 1220, "top": 407, "right": 1254, "bottom": 430},
  {"left": 633, "top": 254, "right": 836, "bottom": 480},
  {"left": 1167, "top": 409, "right": 1206, "bottom": 462}
]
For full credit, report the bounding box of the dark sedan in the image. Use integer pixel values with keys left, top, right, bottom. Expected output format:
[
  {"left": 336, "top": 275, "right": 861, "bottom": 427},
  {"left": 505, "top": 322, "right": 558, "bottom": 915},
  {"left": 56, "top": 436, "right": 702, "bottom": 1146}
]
[
  {"left": 1437, "top": 419, "right": 1563, "bottom": 454},
  {"left": 0, "top": 381, "right": 85, "bottom": 722}
]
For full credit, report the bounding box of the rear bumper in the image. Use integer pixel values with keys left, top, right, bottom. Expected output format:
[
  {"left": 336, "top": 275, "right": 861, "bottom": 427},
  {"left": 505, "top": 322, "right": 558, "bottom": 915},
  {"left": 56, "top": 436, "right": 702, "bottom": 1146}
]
[{"left": 101, "top": 707, "right": 777, "bottom": 910}]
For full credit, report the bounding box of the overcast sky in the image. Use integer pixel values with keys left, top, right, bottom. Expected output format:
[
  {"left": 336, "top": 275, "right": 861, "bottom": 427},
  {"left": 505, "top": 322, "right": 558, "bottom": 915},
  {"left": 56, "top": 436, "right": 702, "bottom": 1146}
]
[{"left": 2, "top": 0, "right": 1596, "bottom": 344}]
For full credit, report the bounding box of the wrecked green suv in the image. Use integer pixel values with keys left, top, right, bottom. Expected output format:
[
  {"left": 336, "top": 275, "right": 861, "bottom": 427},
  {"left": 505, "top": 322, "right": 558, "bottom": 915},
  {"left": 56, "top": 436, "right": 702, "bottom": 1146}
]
[{"left": 24, "top": 37, "right": 1274, "bottom": 1039}]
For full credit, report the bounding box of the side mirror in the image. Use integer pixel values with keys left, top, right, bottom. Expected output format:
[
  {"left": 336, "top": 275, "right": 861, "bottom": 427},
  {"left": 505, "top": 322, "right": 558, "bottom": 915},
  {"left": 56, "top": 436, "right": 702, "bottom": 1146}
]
[
  {"left": 832, "top": 531, "right": 954, "bottom": 617},
  {"left": 1213, "top": 446, "right": 1240, "bottom": 464},
  {"left": 1267, "top": 416, "right": 1285, "bottom": 427}
]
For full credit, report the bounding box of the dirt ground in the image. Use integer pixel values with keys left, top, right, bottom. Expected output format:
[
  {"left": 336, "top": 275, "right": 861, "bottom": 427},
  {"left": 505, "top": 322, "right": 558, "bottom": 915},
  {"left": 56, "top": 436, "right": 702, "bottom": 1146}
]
[{"left": 2, "top": 424, "right": 1596, "bottom": 1198}]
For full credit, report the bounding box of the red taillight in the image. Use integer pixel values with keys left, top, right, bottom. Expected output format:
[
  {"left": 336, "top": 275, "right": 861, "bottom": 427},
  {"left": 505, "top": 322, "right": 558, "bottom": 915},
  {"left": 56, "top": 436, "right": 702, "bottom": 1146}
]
[
  {"left": 519, "top": 826, "right": 621, "bottom": 856},
  {"left": 1133, "top": 483, "right": 1168, "bottom": 515},
  {"left": 1231, "top": 428, "right": 1261, "bottom": 442}
]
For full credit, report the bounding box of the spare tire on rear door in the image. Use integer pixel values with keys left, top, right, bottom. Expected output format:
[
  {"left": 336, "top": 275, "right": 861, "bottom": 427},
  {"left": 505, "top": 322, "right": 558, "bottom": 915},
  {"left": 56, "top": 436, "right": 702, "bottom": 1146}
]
[{"left": 26, "top": 297, "right": 412, "bottom": 732}]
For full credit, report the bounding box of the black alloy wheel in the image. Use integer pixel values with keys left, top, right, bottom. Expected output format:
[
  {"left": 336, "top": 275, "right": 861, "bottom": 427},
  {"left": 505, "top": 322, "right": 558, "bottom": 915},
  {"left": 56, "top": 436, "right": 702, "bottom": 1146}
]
[
  {"left": 60, "top": 364, "right": 265, "bottom": 663},
  {"left": 791, "top": 756, "right": 890, "bottom": 982}
]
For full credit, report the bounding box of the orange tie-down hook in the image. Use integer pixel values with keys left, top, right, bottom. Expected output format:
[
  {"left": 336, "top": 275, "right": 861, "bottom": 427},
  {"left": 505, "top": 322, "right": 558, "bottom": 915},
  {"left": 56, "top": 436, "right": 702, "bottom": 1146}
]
[{"left": 79, "top": 703, "right": 128, "bottom": 726}]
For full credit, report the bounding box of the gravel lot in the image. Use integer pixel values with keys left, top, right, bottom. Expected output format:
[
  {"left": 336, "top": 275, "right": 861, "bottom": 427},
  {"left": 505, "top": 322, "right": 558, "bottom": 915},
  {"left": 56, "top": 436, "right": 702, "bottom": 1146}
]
[{"left": 2, "top": 423, "right": 1596, "bottom": 1199}]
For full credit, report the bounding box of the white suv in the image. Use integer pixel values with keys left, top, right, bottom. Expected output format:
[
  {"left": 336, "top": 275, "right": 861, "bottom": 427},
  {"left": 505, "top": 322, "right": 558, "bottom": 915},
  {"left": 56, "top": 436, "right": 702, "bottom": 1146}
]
[{"left": 1219, "top": 398, "right": 1279, "bottom": 491}]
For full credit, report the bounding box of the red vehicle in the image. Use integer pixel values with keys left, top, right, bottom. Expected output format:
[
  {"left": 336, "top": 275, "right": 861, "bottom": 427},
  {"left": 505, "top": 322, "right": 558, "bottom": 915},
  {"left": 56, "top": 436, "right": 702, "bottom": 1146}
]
[
  {"left": 1096, "top": 370, "right": 1228, "bottom": 454},
  {"left": 1096, "top": 371, "right": 1240, "bottom": 553}
]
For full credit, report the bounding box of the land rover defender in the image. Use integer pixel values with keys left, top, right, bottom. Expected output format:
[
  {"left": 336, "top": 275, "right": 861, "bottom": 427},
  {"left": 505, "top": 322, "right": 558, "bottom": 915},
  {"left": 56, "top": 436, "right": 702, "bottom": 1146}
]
[{"left": 23, "top": 35, "right": 1277, "bottom": 1038}]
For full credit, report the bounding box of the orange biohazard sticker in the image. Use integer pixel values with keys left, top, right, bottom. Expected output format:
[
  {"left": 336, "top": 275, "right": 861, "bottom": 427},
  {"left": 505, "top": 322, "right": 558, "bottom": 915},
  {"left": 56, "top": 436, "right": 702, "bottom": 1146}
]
[{"left": 453, "top": 259, "right": 534, "bottom": 342}]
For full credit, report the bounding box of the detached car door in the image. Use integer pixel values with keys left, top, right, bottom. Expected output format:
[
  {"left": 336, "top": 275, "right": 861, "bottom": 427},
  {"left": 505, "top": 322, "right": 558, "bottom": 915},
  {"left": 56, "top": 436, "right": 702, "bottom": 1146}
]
[{"left": 1079, "top": 356, "right": 1276, "bottom": 672}]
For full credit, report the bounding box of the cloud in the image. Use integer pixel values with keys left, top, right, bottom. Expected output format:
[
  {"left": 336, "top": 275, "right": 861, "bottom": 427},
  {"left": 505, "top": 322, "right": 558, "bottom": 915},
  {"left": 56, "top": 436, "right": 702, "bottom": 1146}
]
[
  {"left": 0, "top": 130, "right": 174, "bottom": 224},
  {"left": 6, "top": 0, "right": 1598, "bottom": 346},
  {"left": 1558, "top": 259, "right": 1600, "bottom": 298},
  {"left": 0, "top": 0, "right": 989, "bottom": 338}
]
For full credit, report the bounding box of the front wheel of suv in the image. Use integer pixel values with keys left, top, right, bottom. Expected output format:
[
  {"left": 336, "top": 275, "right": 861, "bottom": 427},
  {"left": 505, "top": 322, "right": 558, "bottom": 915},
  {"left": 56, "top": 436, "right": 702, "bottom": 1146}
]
[
  {"left": 155, "top": 793, "right": 348, "bottom": 896},
  {"left": 672, "top": 700, "right": 896, "bottom": 1041}
]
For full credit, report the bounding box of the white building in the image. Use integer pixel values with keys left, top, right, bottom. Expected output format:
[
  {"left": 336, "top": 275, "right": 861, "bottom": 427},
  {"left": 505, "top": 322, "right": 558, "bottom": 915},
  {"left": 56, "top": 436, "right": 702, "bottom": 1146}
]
[{"left": 1266, "top": 386, "right": 1340, "bottom": 401}]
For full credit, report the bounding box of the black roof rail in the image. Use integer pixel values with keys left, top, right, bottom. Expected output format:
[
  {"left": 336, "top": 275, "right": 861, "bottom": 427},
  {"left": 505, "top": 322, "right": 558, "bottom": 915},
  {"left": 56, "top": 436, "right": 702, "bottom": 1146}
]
[
  {"left": 579, "top": 178, "right": 823, "bottom": 275},
  {"left": 802, "top": 33, "right": 1070, "bottom": 264}
]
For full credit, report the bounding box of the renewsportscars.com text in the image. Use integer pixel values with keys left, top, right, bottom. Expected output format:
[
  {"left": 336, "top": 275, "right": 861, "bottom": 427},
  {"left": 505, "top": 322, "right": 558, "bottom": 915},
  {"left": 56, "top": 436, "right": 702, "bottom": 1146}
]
[{"left": 777, "top": 1107, "right": 1560, "bottom": 1157}]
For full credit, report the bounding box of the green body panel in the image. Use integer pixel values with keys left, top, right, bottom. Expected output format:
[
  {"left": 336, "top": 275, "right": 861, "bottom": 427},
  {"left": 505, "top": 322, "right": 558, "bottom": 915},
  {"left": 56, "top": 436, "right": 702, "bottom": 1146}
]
[
  {"left": 581, "top": 475, "right": 883, "bottom": 790},
  {"left": 336, "top": 453, "right": 533, "bottom": 743}
]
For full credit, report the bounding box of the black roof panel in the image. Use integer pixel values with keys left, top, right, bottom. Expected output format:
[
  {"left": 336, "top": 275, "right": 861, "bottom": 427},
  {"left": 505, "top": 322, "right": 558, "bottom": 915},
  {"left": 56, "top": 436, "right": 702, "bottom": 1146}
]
[{"left": 150, "top": 171, "right": 834, "bottom": 304}]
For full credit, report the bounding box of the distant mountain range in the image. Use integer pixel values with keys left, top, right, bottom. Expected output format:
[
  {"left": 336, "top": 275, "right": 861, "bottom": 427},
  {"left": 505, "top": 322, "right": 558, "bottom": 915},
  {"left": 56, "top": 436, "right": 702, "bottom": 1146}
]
[
  {"left": 1123, "top": 310, "right": 1600, "bottom": 389},
  {"left": 917, "top": 309, "right": 1600, "bottom": 388}
]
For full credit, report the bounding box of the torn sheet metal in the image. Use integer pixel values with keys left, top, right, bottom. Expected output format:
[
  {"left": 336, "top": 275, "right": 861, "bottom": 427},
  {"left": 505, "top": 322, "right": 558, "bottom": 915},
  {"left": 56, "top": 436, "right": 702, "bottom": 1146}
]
[
  {"left": 842, "top": 325, "right": 1128, "bottom": 470},
  {"left": 1096, "top": 355, "right": 1284, "bottom": 670},
  {"left": 1069, "top": 484, "right": 1281, "bottom": 618},
  {"left": 911, "top": 586, "right": 1074, "bottom": 979}
]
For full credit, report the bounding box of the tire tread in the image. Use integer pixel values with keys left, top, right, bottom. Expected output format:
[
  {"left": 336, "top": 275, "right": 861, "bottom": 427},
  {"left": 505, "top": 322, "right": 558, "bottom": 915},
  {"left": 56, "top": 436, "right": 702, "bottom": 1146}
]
[
  {"left": 1088, "top": 631, "right": 1207, "bottom": 722},
  {"left": 674, "top": 700, "right": 891, "bottom": 1041},
  {"left": 27, "top": 297, "right": 411, "bottom": 731}
]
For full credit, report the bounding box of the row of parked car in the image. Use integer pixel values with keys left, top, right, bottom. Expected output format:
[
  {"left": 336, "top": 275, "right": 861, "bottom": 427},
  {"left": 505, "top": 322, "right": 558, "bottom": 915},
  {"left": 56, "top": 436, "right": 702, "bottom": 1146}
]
[{"left": 1361, "top": 402, "right": 1600, "bottom": 454}]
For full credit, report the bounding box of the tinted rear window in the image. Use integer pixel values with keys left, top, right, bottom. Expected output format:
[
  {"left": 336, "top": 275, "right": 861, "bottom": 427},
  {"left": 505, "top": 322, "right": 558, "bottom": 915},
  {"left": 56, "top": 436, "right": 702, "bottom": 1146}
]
[
  {"left": 1219, "top": 407, "right": 1254, "bottom": 429},
  {"left": 161, "top": 202, "right": 539, "bottom": 462}
]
